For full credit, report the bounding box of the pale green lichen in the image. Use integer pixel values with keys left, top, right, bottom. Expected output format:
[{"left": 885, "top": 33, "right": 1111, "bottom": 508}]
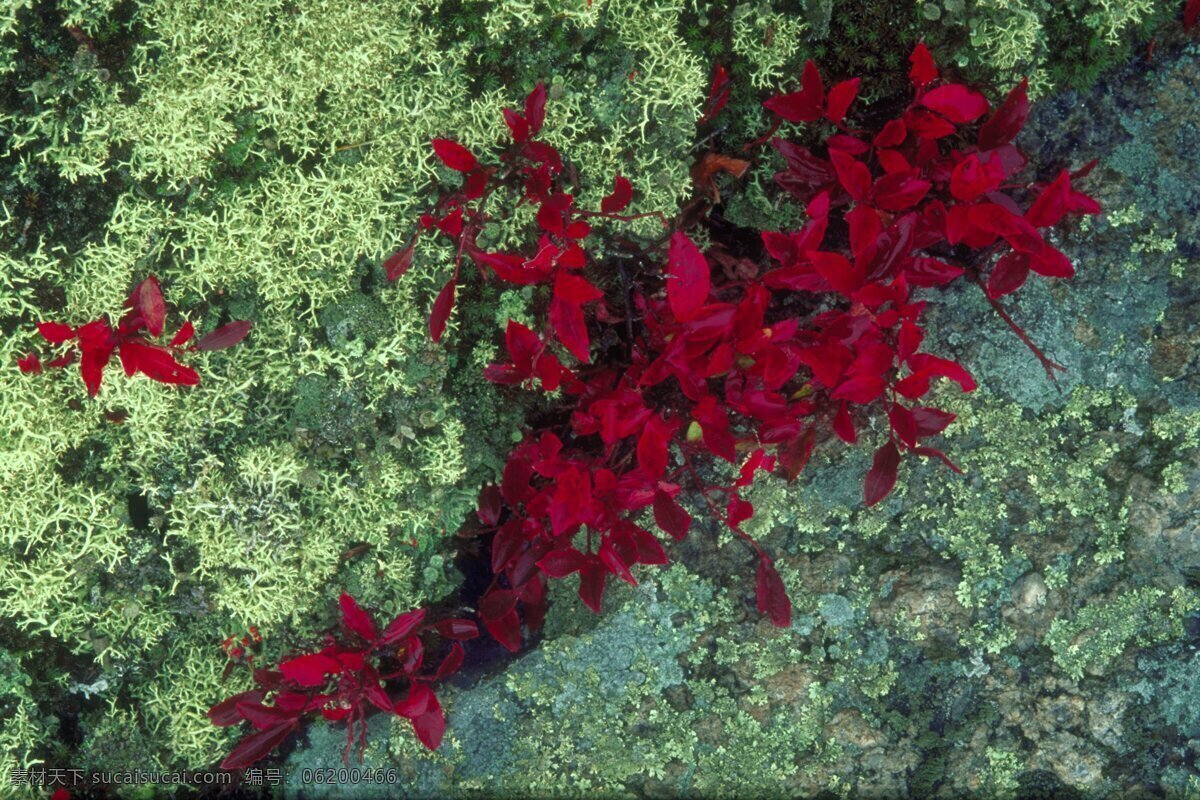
[{"left": 1045, "top": 587, "right": 1200, "bottom": 681}]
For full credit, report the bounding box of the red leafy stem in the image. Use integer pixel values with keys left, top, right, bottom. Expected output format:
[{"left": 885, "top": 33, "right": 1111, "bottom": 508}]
[
  {"left": 382, "top": 48, "right": 1101, "bottom": 659},
  {"left": 17, "top": 275, "right": 251, "bottom": 396},
  {"left": 209, "top": 594, "right": 479, "bottom": 770}
]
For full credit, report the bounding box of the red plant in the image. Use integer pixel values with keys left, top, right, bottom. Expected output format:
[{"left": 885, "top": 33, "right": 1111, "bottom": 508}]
[
  {"left": 210, "top": 594, "right": 478, "bottom": 769},
  {"left": 17, "top": 275, "right": 252, "bottom": 396},
  {"left": 388, "top": 46, "right": 1097, "bottom": 655}
]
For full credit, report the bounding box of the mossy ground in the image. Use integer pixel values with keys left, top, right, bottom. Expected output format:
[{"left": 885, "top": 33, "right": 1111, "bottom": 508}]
[{"left": 0, "top": 0, "right": 1195, "bottom": 798}]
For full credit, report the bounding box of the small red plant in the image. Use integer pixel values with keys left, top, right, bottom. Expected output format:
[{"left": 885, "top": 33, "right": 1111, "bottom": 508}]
[
  {"left": 210, "top": 594, "right": 478, "bottom": 769},
  {"left": 210, "top": 45, "right": 1100, "bottom": 769},
  {"left": 389, "top": 45, "right": 1098, "bottom": 655},
  {"left": 17, "top": 275, "right": 251, "bottom": 396},
  {"left": 17, "top": 278, "right": 250, "bottom": 398}
]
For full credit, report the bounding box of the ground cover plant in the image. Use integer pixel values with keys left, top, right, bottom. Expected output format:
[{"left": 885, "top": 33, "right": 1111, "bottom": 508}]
[{"left": 207, "top": 42, "right": 1100, "bottom": 768}]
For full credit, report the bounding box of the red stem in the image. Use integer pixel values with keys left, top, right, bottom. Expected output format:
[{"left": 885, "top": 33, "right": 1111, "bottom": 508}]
[{"left": 966, "top": 271, "right": 1065, "bottom": 381}]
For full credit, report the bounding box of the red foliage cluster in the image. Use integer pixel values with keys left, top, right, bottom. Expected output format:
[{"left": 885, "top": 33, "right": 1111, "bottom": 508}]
[
  {"left": 17, "top": 275, "right": 251, "bottom": 396},
  {"left": 210, "top": 594, "right": 478, "bottom": 769},
  {"left": 393, "top": 44, "right": 1098, "bottom": 654}
]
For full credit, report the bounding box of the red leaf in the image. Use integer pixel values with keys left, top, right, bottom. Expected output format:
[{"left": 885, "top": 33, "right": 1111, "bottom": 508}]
[
  {"left": 833, "top": 402, "right": 857, "bottom": 443},
  {"left": 578, "top": 562, "right": 606, "bottom": 613},
  {"left": 808, "top": 250, "right": 862, "bottom": 296},
  {"left": 653, "top": 490, "right": 691, "bottom": 541},
  {"left": 833, "top": 373, "right": 886, "bottom": 404},
  {"left": 403, "top": 637, "right": 425, "bottom": 674},
  {"left": 907, "top": 257, "right": 964, "bottom": 287},
  {"left": 236, "top": 701, "right": 300, "bottom": 730},
  {"left": 872, "top": 171, "right": 932, "bottom": 211},
  {"left": 412, "top": 695, "right": 445, "bottom": 750},
  {"left": 434, "top": 641, "right": 466, "bottom": 681},
  {"left": 525, "top": 82, "right": 548, "bottom": 135},
  {"left": 49, "top": 349, "right": 77, "bottom": 370},
  {"left": 434, "top": 618, "right": 479, "bottom": 640},
  {"left": 601, "top": 174, "right": 633, "bottom": 213},
  {"left": 637, "top": 415, "right": 670, "bottom": 479},
  {"left": 195, "top": 320, "right": 252, "bottom": 351},
  {"left": 1025, "top": 170, "right": 1070, "bottom": 228},
  {"left": 117, "top": 340, "right": 200, "bottom": 387},
  {"left": 726, "top": 494, "right": 754, "bottom": 527},
  {"left": 908, "top": 43, "right": 938, "bottom": 87},
  {"left": 889, "top": 404, "right": 919, "bottom": 448},
  {"left": 912, "top": 406, "right": 956, "bottom": 437},
  {"left": 130, "top": 275, "right": 166, "bottom": 336},
  {"left": 829, "top": 150, "right": 871, "bottom": 202},
  {"left": 208, "top": 689, "right": 265, "bottom": 727},
  {"left": 37, "top": 321, "right": 75, "bottom": 344},
  {"left": 481, "top": 587, "right": 519, "bottom": 621},
  {"left": 908, "top": 353, "right": 977, "bottom": 392},
  {"left": 630, "top": 526, "right": 668, "bottom": 565},
  {"left": 554, "top": 272, "right": 603, "bottom": 305},
  {"left": 431, "top": 138, "right": 478, "bottom": 172},
  {"left": 360, "top": 670, "right": 394, "bottom": 713},
  {"left": 523, "top": 140, "right": 562, "bottom": 173},
  {"left": 700, "top": 64, "right": 731, "bottom": 122},
  {"left": 500, "top": 451, "right": 534, "bottom": 506},
  {"left": 950, "top": 155, "right": 1001, "bottom": 202},
  {"left": 846, "top": 205, "right": 882, "bottom": 258},
  {"left": 503, "top": 108, "right": 530, "bottom": 143},
  {"left": 381, "top": 608, "right": 426, "bottom": 646},
  {"left": 874, "top": 119, "right": 907, "bottom": 148},
  {"left": 755, "top": 557, "right": 791, "bottom": 627},
  {"left": 864, "top": 441, "right": 901, "bottom": 507},
  {"left": 537, "top": 547, "right": 587, "bottom": 578},
  {"left": 477, "top": 483, "right": 503, "bottom": 526},
  {"left": 898, "top": 321, "right": 924, "bottom": 361},
  {"left": 279, "top": 653, "right": 342, "bottom": 687},
  {"left": 1029, "top": 246, "right": 1074, "bottom": 279},
  {"left": 482, "top": 607, "right": 522, "bottom": 652},
  {"left": 978, "top": 78, "right": 1029, "bottom": 150},
  {"left": 220, "top": 721, "right": 298, "bottom": 770},
  {"left": 394, "top": 682, "right": 433, "bottom": 718},
  {"left": 490, "top": 520, "right": 525, "bottom": 575},
  {"left": 429, "top": 279, "right": 456, "bottom": 342},
  {"left": 383, "top": 244, "right": 415, "bottom": 281},
  {"left": 339, "top": 593, "right": 378, "bottom": 642},
  {"left": 1187, "top": 0, "right": 1200, "bottom": 30},
  {"left": 667, "top": 232, "right": 710, "bottom": 321},
  {"left": 825, "top": 78, "right": 859, "bottom": 124},
  {"left": 779, "top": 427, "right": 816, "bottom": 482},
  {"left": 903, "top": 109, "right": 957, "bottom": 139},
  {"left": 763, "top": 60, "right": 824, "bottom": 122},
  {"left": 599, "top": 540, "right": 637, "bottom": 586},
  {"left": 549, "top": 295, "right": 590, "bottom": 363},
  {"left": 435, "top": 208, "right": 464, "bottom": 238},
  {"left": 504, "top": 320, "right": 541, "bottom": 373},
  {"left": 921, "top": 84, "right": 988, "bottom": 123},
  {"left": 987, "top": 251, "right": 1031, "bottom": 298},
  {"left": 170, "top": 320, "right": 195, "bottom": 347},
  {"left": 17, "top": 353, "right": 41, "bottom": 374}
]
